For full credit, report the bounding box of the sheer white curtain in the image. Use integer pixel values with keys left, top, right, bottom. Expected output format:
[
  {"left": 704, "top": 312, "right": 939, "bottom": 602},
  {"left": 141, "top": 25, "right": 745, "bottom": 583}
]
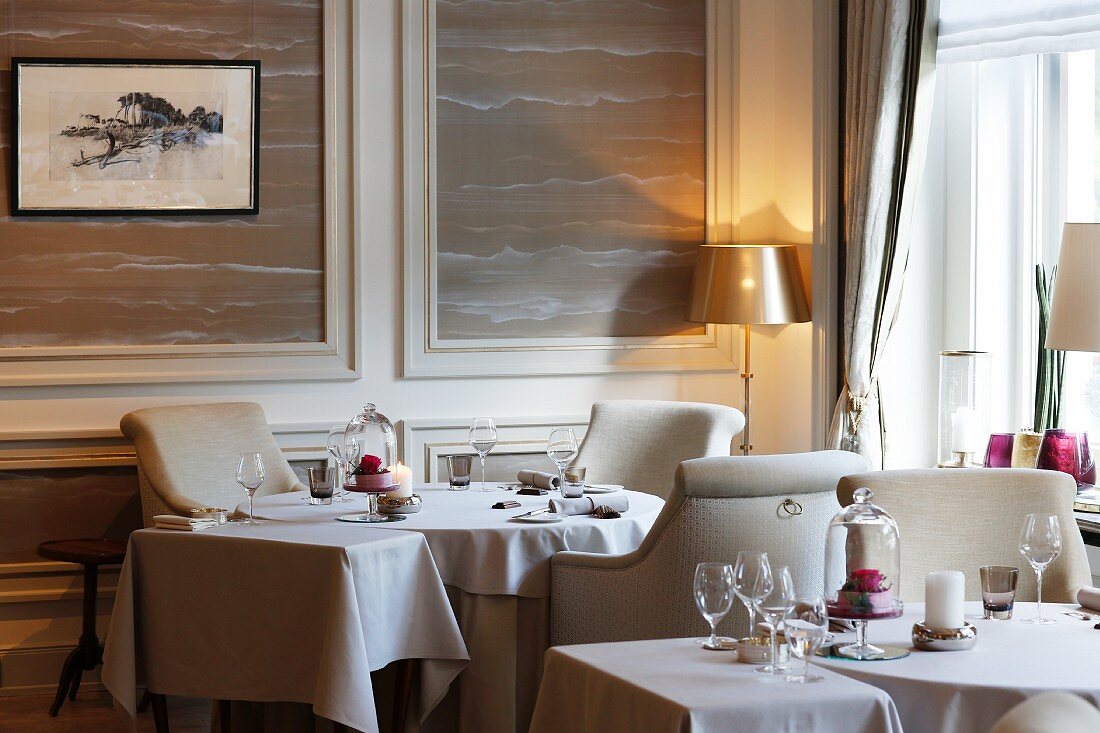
[
  {"left": 939, "top": 0, "right": 1100, "bottom": 63},
  {"left": 827, "top": 0, "right": 939, "bottom": 468}
]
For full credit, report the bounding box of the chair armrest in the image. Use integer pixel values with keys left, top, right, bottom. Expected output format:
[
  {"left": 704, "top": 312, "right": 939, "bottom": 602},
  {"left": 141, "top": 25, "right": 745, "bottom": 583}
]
[{"left": 552, "top": 550, "right": 634, "bottom": 571}]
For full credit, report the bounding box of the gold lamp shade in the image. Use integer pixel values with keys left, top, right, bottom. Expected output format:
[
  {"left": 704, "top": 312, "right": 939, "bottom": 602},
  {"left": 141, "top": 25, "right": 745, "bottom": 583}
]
[{"left": 687, "top": 244, "right": 810, "bottom": 325}]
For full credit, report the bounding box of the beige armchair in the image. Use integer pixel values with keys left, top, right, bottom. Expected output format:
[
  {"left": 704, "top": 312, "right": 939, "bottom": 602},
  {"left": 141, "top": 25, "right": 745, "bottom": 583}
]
[
  {"left": 551, "top": 450, "right": 868, "bottom": 646},
  {"left": 837, "top": 468, "right": 1091, "bottom": 603},
  {"left": 121, "top": 402, "right": 306, "bottom": 526},
  {"left": 990, "top": 692, "right": 1100, "bottom": 733},
  {"left": 573, "top": 400, "right": 745, "bottom": 500}
]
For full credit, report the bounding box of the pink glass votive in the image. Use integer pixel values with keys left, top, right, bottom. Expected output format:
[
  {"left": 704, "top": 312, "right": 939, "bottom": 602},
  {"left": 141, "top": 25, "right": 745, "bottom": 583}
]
[
  {"left": 983, "top": 433, "right": 1015, "bottom": 468},
  {"left": 1035, "top": 429, "right": 1095, "bottom": 490}
]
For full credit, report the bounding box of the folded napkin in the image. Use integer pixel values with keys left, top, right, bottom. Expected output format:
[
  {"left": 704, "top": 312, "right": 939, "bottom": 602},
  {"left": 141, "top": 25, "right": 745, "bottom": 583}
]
[
  {"left": 153, "top": 514, "right": 217, "bottom": 531},
  {"left": 1078, "top": 586, "right": 1100, "bottom": 612},
  {"left": 549, "top": 494, "right": 630, "bottom": 516},
  {"left": 518, "top": 470, "right": 559, "bottom": 490}
]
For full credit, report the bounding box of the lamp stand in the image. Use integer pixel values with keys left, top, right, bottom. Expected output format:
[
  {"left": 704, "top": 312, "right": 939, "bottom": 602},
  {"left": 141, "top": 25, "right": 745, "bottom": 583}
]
[{"left": 740, "top": 324, "right": 753, "bottom": 455}]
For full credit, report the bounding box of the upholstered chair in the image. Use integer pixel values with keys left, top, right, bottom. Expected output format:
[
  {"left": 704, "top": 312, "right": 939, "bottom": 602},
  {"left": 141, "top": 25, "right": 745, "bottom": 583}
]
[
  {"left": 573, "top": 400, "right": 746, "bottom": 500},
  {"left": 121, "top": 402, "right": 306, "bottom": 527},
  {"left": 550, "top": 450, "right": 868, "bottom": 646},
  {"left": 836, "top": 468, "right": 1091, "bottom": 603},
  {"left": 989, "top": 692, "right": 1100, "bottom": 733}
]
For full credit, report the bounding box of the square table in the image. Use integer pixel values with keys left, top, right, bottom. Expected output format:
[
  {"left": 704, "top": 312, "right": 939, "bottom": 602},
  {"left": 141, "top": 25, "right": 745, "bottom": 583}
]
[
  {"left": 529, "top": 638, "right": 903, "bottom": 733},
  {"left": 102, "top": 522, "right": 469, "bottom": 733}
]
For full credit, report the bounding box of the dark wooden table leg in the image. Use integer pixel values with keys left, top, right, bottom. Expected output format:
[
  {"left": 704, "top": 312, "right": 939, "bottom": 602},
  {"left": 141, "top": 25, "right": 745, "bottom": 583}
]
[
  {"left": 150, "top": 693, "right": 170, "bottom": 733},
  {"left": 138, "top": 690, "right": 152, "bottom": 712},
  {"left": 48, "top": 648, "right": 79, "bottom": 716},
  {"left": 391, "top": 659, "right": 415, "bottom": 733},
  {"left": 218, "top": 700, "right": 232, "bottom": 732},
  {"left": 333, "top": 724, "right": 348, "bottom": 733}
]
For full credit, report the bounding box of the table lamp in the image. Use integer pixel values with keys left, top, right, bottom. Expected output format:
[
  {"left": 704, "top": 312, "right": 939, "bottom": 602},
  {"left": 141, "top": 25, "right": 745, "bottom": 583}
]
[
  {"left": 1046, "top": 222, "right": 1100, "bottom": 509},
  {"left": 687, "top": 244, "right": 811, "bottom": 454}
]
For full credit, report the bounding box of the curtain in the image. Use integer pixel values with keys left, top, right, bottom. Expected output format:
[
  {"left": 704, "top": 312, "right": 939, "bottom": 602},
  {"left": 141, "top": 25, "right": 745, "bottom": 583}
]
[
  {"left": 939, "top": 0, "right": 1100, "bottom": 63},
  {"left": 827, "top": 0, "right": 939, "bottom": 468}
]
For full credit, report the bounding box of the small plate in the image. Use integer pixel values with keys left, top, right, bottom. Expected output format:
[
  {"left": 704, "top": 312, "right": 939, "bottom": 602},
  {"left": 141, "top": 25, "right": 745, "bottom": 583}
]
[
  {"left": 335, "top": 514, "right": 407, "bottom": 524},
  {"left": 584, "top": 484, "right": 623, "bottom": 494},
  {"left": 512, "top": 513, "right": 563, "bottom": 523}
]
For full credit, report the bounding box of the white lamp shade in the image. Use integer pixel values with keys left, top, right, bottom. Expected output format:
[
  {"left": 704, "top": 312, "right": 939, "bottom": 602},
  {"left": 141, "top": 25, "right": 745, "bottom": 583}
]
[{"left": 1047, "top": 223, "right": 1100, "bottom": 352}]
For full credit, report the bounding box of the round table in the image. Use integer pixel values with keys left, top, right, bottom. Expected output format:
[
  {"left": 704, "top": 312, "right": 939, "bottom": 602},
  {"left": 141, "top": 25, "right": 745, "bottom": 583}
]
[
  {"left": 815, "top": 601, "right": 1100, "bottom": 733},
  {"left": 242, "top": 483, "right": 664, "bottom": 733}
]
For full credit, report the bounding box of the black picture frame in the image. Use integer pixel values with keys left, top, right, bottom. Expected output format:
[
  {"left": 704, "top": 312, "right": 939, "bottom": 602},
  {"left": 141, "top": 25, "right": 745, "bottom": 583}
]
[{"left": 10, "top": 57, "right": 260, "bottom": 217}]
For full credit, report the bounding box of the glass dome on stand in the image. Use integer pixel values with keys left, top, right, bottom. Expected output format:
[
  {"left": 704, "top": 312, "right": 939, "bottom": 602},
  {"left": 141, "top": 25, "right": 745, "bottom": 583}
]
[
  {"left": 824, "top": 487, "right": 908, "bottom": 660},
  {"left": 343, "top": 403, "right": 398, "bottom": 523}
]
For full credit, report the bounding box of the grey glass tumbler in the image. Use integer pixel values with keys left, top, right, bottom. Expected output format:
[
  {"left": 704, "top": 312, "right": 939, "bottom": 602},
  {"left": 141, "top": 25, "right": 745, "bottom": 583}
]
[
  {"left": 447, "top": 455, "right": 472, "bottom": 490},
  {"left": 979, "top": 565, "right": 1019, "bottom": 620}
]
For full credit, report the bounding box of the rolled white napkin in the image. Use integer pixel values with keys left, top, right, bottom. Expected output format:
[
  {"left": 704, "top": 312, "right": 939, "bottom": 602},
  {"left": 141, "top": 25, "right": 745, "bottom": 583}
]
[
  {"left": 518, "top": 470, "right": 559, "bottom": 490},
  {"left": 549, "top": 494, "right": 630, "bottom": 516},
  {"left": 153, "top": 514, "right": 217, "bottom": 531},
  {"left": 1077, "top": 586, "right": 1100, "bottom": 612}
]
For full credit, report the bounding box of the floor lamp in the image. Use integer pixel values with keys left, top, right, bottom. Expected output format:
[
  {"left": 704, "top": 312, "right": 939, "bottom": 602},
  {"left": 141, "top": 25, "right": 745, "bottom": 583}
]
[{"left": 687, "top": 244, "right": 811, "bottom": 455}]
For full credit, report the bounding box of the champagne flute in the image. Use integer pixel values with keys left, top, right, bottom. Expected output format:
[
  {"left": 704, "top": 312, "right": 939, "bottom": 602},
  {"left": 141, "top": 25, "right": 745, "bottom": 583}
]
[
  {"left": 693, "top": 563, "right": 735, "bottom": 650},
  {"left": 235, "top": 452, "right": 265, "bottom": 525},
  {"left": 733, "top": 551, "right": 770, "bottom": 638},
  {"left": 785, "top": 595, "right": 828, "bottom": 683},
  {"left": 546, "top": 428, "right": 579, "bottom": 494},
  {"left": 753, "top": 564, "right": 794, "bottom": 674},
  {"left": 1019, "top": 513, "right": 1062, "bottom": 625},
  {"left": 468, "top": 417, "right": 499, "bottom": 492}
]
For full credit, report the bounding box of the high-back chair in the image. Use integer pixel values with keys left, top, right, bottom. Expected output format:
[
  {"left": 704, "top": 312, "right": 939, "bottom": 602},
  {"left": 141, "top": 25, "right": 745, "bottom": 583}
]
[
  {"left": 550, "top": 450, "right": 868, "bottom": 646},
  {"left": 990, "top": 692, "right": 1100, "bottom": 733},
  {"left": 121, "top": 402, "right": 305, "bottom": 527},
  {"left": 573, "top": 400, "right": 746, "bottom": 500},
  {"left": 836, "top": 468, "right": 1091, "bottom": 603}
]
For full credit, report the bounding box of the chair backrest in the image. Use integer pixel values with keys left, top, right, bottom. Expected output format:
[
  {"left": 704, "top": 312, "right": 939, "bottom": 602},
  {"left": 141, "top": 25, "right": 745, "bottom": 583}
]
[
  {"left": 121, "top": 402, "right": 305, "bottom": 526},
  {"left": 990, "top": 692, "right": 1100, "bottom": 733},
  {"left": 836, "top": 468, "right": 1091, "bottom": 603},
  {"left": 557, "top": 450, "right": 867, "bottom": 644},
  {"left": 573, "top": 400, "right": 745, "bottom": 500}
]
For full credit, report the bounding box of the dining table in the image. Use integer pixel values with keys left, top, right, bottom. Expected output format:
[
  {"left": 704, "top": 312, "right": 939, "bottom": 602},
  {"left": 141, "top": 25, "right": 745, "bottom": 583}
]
[
  {"left": 815, "top": 601, "right": 1100, "bottom": 733},
  {"left": 528, "top": 637, "right": 903, "bottom": 733},
  {"left": 242, "top": 483, "right": 665, "bottom": 733},
  {"left": 101, "top": 521, "right": 469, "bottom": 733}
]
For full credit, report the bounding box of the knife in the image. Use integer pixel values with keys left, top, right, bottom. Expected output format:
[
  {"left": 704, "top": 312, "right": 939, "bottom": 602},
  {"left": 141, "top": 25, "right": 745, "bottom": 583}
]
[{"left": 512, "top": 507, "right": 551, "bottom": 519}]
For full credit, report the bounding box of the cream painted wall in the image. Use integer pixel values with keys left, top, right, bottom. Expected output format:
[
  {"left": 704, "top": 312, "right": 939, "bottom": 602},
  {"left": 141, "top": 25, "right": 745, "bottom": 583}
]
[{"left": 0, "top": 0, "right": 824, "bottom": 456}]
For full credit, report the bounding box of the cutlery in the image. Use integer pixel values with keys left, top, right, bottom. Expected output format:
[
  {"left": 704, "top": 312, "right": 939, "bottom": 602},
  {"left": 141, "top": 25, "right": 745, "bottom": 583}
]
[
  {"left": 1063, "top": 611, "right": 1096, "bottom": 621},
  {"left": 512, "top": 507, "right": 551, "bottom": 519}
]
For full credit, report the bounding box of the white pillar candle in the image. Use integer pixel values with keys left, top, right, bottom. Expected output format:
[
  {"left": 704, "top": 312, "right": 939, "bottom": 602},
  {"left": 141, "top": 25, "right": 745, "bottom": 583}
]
[
  {"left": 950, "top": 407, "right": 980, "bottom": 454},
  {"left": 925, "top": 571, "right": 965, "bottom": 629},
  {"left": 387, "top": 463, "right": 414, "bottom": 498}
]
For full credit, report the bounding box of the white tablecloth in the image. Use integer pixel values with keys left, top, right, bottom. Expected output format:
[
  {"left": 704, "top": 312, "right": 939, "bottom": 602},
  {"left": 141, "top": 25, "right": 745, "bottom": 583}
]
[
  {"left": 243, "top": 485, "right": 664, "bottom": 597},
  {"left": 101, "top": 523, "right": 469, "bottom": 733},
  {"left": 529, "top": 638, "right": 903, "bottom": 733},
  {"left": 816, "top": 601, "right": 1100, "bottom": 733},
  {"left": 243, "top": 485, "right": 663, "bottom": 733}
]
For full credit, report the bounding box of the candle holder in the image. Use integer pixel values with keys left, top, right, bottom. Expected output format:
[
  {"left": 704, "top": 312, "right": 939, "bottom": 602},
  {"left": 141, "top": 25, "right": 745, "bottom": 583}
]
[
  {"left": 911, "top": 621, "right": 977, "bottom": 651},
  {"left": 937, "top": 351, "right": 991, "bottom": 468}
]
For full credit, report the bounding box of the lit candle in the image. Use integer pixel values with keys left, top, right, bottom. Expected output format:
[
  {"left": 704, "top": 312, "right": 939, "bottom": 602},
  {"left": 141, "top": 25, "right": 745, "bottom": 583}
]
[
  {"left": 387, "top": 462, "right": 413, "bottom": 498},
  {"left": 950, "top": 407, "right": 980, "bottom": 454},
  {"left": 925, "top": 571, "right": 965, "bottom": 629}
]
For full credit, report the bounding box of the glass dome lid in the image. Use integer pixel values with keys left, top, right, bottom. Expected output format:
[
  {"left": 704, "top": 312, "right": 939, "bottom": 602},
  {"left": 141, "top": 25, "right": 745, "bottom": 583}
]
[
  {"left": 824, "top": 487, "right": 905, "bottom": 660},
  {"left": 343, "top": 403, "right": 397, "bottom": 476}
]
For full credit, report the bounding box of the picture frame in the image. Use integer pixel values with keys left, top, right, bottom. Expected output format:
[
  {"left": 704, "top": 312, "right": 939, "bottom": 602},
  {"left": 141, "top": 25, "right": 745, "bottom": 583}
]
[{"left": 10, "top": 57, "right": 260, "bottom": 216}]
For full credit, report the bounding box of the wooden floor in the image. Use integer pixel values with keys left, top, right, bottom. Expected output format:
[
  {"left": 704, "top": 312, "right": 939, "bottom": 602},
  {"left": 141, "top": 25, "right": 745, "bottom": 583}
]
[{"left": 0, "top": 691, "right": 211, "bottom": 733}]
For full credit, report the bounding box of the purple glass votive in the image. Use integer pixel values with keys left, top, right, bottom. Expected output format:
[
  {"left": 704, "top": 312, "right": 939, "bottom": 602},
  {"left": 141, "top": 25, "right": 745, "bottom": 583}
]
[
  {"left": 983, "top": 433, "right": 1015, "bottom": 468},
  {"left": 1036, "top": 429, "right": 1095, "bottom": 490}
]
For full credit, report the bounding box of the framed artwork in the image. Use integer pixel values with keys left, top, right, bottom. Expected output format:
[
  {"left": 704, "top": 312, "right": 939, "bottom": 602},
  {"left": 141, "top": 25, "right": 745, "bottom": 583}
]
[
  {"left": 10, "top": 58, "right": 260, "bottom": 216},
  {"left": 403, "top": 0, "right": 736, "bottom": 377}
]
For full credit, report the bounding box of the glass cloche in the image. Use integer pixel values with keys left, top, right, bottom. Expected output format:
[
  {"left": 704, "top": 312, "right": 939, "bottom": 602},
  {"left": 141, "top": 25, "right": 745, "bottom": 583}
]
[
  {"left": 342, "top": 403, "right": 397, "bottom": 522},
  {"left": 824, "top": 487, "right": 905, "bottom": 660}
]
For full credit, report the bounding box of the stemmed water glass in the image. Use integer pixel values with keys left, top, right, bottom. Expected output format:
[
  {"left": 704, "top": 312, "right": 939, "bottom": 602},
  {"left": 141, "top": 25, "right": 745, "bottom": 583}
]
[
  {"left": 326, "top": 427, "right": 357, "bottom": 502},
  {"left": 469, "top": 417, "right": 499, "bottom": 491},
  {"left": 235, "top": 452, "right": 265, "bottom": 525},
  {"left": 785, "top": 595, "right": 828, "bottom": 683},
  {"left": 693, "top": 563, "right": 736, "bottom": 650},
  {"left": 546, "top": 428, "right": 579, "bottom": 493},
  {"left": 733, "top": 551, "right": 770, "bottom": 638},
  {"left": 1019, "top": 513, "right": 1062, "bottom": 625},
  {"left": 753, "top": 564, "right": 794, "bottom": 674}
]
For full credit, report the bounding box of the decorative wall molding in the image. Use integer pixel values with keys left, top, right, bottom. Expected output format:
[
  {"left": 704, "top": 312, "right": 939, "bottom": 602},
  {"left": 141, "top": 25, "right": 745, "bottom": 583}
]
[
  {"left": 401, "top": 0, "right": 737, "bottom": 378},
  {"left": 0, "top": 0, "right": 359, "bottom": 387}
]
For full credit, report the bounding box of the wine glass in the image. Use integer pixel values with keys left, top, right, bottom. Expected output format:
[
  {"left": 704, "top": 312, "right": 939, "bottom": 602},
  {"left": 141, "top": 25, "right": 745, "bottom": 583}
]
[
  {"left": 753, "top": 564, "right": 794, "bottom": 674},
  {"left": 468, "top": 417, "right": 499, "bottom": 491},
  {"left": 693, "top": 563, "right": 735, "bottom": 650},
  {"left": 1019, "top": 513, "right": 1062, "bottom": 624},
  {"left": 326, "top": 427, "right": 355, "bottom": 502},
  {"left": 235, "top": 452, "right": 265, "bottom": 525},
  {"left": 733, "top": 551, "right": 770, "bottom": 638},
  {"left": 785, "top": 595, "right": 828, "bottom": 683},
  {"left": 546, "top": 428, "right": 579, "bottom": 493}
]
